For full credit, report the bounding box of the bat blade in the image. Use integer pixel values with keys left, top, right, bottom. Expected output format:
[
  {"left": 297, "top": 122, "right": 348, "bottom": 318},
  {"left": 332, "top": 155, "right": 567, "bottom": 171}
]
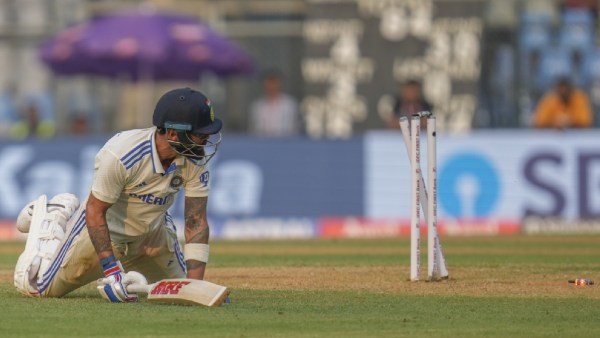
[{"left": 129, "top": 279, "right": 230, "bottom": 307}]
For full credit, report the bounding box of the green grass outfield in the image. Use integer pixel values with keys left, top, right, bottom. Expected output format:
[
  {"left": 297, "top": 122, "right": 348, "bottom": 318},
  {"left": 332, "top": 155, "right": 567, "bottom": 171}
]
[{"left": 0, "top": 236, "right": 599, "bottom": 337}]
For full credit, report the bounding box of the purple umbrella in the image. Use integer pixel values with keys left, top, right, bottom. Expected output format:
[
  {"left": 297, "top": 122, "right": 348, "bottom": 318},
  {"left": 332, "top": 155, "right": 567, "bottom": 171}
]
[{"left": 39, "top": 8, "right": 254, "bottom": 81}]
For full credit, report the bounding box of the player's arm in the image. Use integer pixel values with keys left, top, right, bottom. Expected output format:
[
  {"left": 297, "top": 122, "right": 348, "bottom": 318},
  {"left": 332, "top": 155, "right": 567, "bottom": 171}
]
[
  {"left": 87, "top": 148, "right": 137, "bottom": 302},
  {"left": 86, "top": 192, "right": 114, "bottom": 260},
  {"left": 87, "top": 192, "right": 137, "bottom": 302},
  {"left": 184, "top": 196, "right": 210, "bottom": 280}
]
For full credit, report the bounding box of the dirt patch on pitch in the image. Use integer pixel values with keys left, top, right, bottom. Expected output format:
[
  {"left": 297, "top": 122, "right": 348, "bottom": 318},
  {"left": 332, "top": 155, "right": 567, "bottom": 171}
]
[
  {"left": 212, "top": 246, "right": 600, "bottom": 256},
  {"left": 1, "top": 266, "right": 594, "bottom": 299},
  {"left": 213, "top": 246, "right": 408, "bottom": 255},
  {"left": 206, "top": 266, "right": 600, "bottom": 299},
  {"left": 0, "top": 246, "right": 24, "bottom": 254},
  {"left": 3, "top": 244, "right": 600, "bottom": 256},
  {"left": 0, "top": 271, "right": 13, "bottom": 282}
]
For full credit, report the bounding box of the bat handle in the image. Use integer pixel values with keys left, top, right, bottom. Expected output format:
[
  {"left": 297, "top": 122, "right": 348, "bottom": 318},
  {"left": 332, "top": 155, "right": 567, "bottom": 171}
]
[{"left": 127, "top": 283, "right": 149, "bottom": 294}]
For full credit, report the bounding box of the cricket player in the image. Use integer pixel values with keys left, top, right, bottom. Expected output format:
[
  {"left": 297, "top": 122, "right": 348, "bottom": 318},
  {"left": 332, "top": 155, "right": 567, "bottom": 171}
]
[{"left": 14, "top": 87, "right": 221, "bottom": 302}]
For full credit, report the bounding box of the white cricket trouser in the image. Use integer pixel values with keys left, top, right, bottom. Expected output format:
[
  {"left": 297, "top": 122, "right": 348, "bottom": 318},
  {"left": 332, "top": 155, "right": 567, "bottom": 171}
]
[{"left": 36, "top": 206, "right": 186, "bottom": 297}]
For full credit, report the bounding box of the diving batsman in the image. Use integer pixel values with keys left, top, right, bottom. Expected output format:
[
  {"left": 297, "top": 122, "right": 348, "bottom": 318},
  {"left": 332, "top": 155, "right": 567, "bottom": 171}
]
[{"left": 14, "top": 88, "right": 222, "bottom": 302}]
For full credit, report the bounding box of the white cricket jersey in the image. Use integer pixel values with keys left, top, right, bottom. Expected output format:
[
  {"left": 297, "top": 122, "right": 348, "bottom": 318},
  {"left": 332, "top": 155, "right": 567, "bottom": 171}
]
[{"left": 91, "top": 127, "right": 210, "bottom": 241}]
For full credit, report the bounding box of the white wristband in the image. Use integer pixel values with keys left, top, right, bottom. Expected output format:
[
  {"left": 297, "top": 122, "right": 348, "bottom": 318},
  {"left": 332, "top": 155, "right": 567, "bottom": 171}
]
[{"left": 184, "top": 243, "right": 210, "bottom": 263}]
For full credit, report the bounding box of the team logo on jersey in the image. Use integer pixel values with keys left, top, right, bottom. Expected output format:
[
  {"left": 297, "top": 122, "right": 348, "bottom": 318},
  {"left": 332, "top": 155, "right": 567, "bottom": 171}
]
[
  {"left": 170, "top": 175, "right": 184, "bottom": 188},
  {"left": 200, "top": 171, "right": 209, "bottom": 187}
]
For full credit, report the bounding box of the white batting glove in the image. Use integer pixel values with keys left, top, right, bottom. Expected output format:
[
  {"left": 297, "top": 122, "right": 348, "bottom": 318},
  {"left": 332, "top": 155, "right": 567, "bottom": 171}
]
[
  {"left": 123, "top": 271, "right": 148, "bottom": 287},
  {"left": 96, "top": 256, "right": 138, "bottom": 303}
]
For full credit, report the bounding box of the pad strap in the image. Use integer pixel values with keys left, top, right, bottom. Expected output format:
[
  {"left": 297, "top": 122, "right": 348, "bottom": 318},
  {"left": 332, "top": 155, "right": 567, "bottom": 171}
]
[
  {"left": 184, "top": 243, "right": 210, "bottom": 263},
  {"left": 43, "top": 213, "right": 63, "bottom": 223}
]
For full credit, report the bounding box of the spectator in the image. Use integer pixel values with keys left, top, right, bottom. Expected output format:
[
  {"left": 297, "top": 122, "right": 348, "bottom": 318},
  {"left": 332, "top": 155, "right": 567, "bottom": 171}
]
[
  {"left": 0, "top": 85, "right": 18, "bottom": 137},
  {"left": 249, "top": 69, "right": 299, "bottom": 137},
  {"left": 560, "top": 0, "right": 597, "bottom": 13},
  {"left": 533, "top": 77, "right": 593, "bottom": 129},
  {"left": 387, "top": 79, "right": 433, "bottom": 129},
  {"left": 70, "top": 113, "right": 90, "bottom": 135},
  {"left": 10, "top": 99, "right": 56, "bottom": 139},
  {"left": 524, "top": 0, "right": 560, "bottom": 24}
]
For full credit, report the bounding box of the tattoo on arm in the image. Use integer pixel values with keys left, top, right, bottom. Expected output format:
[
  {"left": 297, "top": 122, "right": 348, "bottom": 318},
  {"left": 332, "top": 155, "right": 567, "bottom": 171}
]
[
  {"left": 86, "top": 193, "right": 115, "bottom": 258},
  {"left": 184, "top": 196, "right": 210, "bottom": 244},
  {"left": 186, "top": 260, "right": 205, "bottom": 270},
  {"left": 88, "top": 224, "right": 113, "bottom": 255},
  {"left": 187, "top": 228, "right": 209, "bottom": 243}
]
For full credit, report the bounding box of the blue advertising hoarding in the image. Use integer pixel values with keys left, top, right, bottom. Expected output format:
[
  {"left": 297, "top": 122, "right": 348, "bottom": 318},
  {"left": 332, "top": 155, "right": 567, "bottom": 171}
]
[
  {"left": 0, "top": 135, "right": 364, "bottom": 221},
  {"left": 2, "top": 129, "right": 600, "bottom": 239},
  {"left": 366, "top": 130, "right": 600, "bottom": 222}
]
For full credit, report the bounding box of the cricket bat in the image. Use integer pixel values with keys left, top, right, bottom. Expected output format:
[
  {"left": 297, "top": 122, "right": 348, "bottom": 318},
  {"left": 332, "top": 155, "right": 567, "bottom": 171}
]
[{"left": 127, "top": 278, "right": 230, "bottom": 307}]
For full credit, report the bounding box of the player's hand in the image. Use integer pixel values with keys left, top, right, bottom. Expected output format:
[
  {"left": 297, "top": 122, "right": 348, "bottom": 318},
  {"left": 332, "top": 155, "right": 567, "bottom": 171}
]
[
  {"left": 97, "top": 272, "right": 139, "bottom": 302},
  {"left": 96, "top": 256, "right": 138, "bottom": 303}
]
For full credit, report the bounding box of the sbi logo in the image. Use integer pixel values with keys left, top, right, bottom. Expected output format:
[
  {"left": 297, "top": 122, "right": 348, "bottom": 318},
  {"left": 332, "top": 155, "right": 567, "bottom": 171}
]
[{"left": 438, "top": 153, "right": 500, "bottom": 218}]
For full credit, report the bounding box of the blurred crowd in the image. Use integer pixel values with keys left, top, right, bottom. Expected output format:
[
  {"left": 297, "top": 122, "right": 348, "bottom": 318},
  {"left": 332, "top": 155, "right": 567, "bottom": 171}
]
[
  {"left": 0, "top": 70, "right": 302, "bottom": 139},
  {"left": 0, "top": 86, "right": 90, "bottom": 139},
  {"left": 483, "top": 0, "right": 599, "bottom": 128},
  {"left": 2, "top": 0, "right": 600, "bottom": 140},
  {"left": 0, "top": 87, "right": 56, "bottom": 139}
]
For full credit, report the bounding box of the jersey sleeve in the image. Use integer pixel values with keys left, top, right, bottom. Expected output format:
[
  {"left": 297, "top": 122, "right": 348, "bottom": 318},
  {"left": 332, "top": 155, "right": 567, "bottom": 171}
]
[
  {"left": 184, "top": 161, "right": 210, "bottom": 198},
  {"left": 91, "top": 148, "right": 127, "bottom": 204}
]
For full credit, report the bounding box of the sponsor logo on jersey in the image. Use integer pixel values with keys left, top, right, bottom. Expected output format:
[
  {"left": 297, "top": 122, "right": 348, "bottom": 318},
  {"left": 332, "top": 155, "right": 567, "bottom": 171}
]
[
  {"left": 150, "top": 281, "right": 191, "bottom": 295},
  {"left": 170, "top": 175, "right": 184, "bottom": 189},
  {"left": 128, "top": 193, "right": 172, "bottom": 205}
]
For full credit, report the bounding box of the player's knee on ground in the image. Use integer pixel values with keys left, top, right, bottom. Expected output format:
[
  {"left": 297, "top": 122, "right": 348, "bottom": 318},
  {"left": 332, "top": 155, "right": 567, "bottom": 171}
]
[
  {"left": 16, "top": 193, "right": 79, "bottom": 233},
  {"left": 14, "top": 193, "right": 80, "bottom": 296}
]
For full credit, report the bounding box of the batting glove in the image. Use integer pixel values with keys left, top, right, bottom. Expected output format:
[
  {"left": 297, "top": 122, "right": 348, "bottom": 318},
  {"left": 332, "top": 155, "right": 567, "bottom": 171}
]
[{"left": 96, "top": 255, "right": 138, "bottom": 303}]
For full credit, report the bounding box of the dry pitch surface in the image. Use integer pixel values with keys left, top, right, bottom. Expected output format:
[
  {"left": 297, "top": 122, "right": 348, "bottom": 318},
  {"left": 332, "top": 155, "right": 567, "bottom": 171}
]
[
  {"left": 0, "top": 235, "right": 599, "bottom": 337},
  {"left": 206, "top": 236, "right": 600, "bottom": 299},
  {"left": 0, "top": 236, "right": 599, "bottom": 298}
]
